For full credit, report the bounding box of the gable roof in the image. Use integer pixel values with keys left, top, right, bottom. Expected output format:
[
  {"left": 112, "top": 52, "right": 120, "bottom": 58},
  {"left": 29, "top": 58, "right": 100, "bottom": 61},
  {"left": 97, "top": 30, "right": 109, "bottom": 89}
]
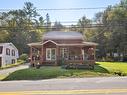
[
  {"left": 0, "top": 43, "right": 18, "bottom": 50},
  {"left": 42, "top": 40, "right": 58, "bottom": 45},
  {"left": 43, "top": 31, "right": 85, "bottom": 40}
]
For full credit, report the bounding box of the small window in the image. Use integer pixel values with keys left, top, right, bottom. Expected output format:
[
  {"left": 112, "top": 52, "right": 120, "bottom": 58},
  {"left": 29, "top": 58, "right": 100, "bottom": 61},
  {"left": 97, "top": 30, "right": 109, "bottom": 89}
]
[
  {"left": 12, "top": 50, "right": 15, "bottom": 56},
  {"left": 11, "top": 59, "right": 15, "bottom": 64},
  {"left": 0, "top": 46, "right": 3, "bottom": 54},
  {"left": 6, "top": 48, "right": 10, "bottom": 55}
]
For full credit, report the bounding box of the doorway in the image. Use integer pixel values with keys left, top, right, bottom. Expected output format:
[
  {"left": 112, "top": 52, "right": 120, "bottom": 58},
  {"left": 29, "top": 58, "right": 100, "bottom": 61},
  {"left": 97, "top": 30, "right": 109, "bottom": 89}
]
[{"left": 46, "top": 48, "right": 56, "bottom": 61}]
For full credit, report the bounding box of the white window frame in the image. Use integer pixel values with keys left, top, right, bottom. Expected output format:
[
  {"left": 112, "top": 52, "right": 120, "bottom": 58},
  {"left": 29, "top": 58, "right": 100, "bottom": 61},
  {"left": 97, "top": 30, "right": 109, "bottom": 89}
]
[{"left": 60, "top": 48, "right": 68, "bottom": 59}]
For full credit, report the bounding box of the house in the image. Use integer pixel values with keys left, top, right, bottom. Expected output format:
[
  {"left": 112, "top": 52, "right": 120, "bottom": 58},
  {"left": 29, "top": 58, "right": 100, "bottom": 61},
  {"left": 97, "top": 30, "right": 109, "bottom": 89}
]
[
  {"left": 28, "top": 31, "right": 98, "bottom": 67},
  {"left": 0, "top": 43, "right": 19, "bottom": 67}
]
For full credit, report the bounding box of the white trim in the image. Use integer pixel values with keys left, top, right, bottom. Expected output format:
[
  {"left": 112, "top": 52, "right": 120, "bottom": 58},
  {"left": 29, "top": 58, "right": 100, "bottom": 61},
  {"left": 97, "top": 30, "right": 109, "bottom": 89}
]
[
  {"left": 42, "top": 40, "right": 58, "bottom": 45},
  {"left": 60, "top": 48, "right": 69, "bottom": 59},
  {"left": 46, "top": 48, "right": 51, "bottom": 60}
]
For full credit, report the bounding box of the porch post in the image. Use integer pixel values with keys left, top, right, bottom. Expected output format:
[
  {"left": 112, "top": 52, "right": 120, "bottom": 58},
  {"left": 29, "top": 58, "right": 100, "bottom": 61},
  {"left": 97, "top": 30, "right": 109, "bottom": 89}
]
[
  {"left": 39, "top": 46, "right": 42, "bottom": 64},
  {"left": 93, "top": 46, "right": 96, "bottom": 61},
  {"left": 41, "top": 45, "right": 43, "bottom": 64},
  {"left": 30, "top": 46, "right": 33, "bottom": 64},
  {"left": 56, "top": 45, "right": 59, "bottom": 65},
  {"left": 82, "top": 48, "right": 84, "bottom": 60}
]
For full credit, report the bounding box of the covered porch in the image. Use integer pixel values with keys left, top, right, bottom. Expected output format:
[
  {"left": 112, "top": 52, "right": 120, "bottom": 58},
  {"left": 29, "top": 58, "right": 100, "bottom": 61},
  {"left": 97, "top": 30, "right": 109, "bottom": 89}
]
[{"left": 28, "top": 41, "right": 97, "bottom": 66}]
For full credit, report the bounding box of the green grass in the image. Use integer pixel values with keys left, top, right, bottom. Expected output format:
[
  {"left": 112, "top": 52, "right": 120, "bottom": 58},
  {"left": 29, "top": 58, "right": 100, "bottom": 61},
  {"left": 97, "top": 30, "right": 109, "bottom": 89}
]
[
  {"left": 96, "top": 62, "right": 127, "bottom": 75},
  {"left": 0, "top": 75, "right": 7, "bottom": 80},
  {"left": 2, "top": 62, "right": 127, "bottom": 81},
  {"left": 3, "top": 66, "right": 110, "bottom": 81}
]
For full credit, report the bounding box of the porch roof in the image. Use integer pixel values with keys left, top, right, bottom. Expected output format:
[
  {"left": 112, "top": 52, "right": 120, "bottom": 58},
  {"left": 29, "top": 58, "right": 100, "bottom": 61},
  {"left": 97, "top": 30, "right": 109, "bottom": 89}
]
[
  {"left": 43, "top": 31, "right": 85, "bottom": 40},
  {"left": 83, "top": 42, "right": 98, "bottom": 46},
  {"left": 27, "top": 41, "right": 98, "bottom": 47},
  {"left": 27, "top": 42, "right": 42, "bottom": 46},
  {"left": 57, "top": 42, "right": 98, "bottom": 46}
]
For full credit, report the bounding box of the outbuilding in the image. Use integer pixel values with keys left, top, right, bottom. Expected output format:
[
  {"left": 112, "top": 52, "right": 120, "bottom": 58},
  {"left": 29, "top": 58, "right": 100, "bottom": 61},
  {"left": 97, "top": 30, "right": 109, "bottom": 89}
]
[{"left": 0, "top": 43, "right": 19, "bottom": 67}]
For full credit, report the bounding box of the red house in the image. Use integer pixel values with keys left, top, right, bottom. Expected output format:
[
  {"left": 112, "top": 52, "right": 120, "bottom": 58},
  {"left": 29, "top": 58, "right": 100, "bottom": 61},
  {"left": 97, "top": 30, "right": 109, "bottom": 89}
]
[{"left": 28, "top": 31, "right": 97, "bottom": 67}]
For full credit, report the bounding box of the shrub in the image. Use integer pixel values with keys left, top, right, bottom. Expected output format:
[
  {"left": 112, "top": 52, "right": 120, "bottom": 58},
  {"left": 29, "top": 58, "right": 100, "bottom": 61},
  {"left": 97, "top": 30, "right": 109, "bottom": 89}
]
[
  {"left": 123, "top": 55, "right": 127, "bottom": 62},
  {"left": 19, "top": 53, "right": 28, "bottom": 61}
]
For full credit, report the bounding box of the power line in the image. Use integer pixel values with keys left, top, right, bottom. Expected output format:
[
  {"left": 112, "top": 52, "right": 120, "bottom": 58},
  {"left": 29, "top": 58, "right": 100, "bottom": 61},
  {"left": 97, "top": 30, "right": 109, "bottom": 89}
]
[
  {"left": 36, "top": 7, "right": 107, "bottom": 11},
  {"left": 0, "top": 6, "right": 125, "bottom": 12},
  {"left": 88, "top": 22, "right": 113, "bottom": 40},
  {"left": 0, "top": 23, "right": 124, "bottom": 30},
  {"left": 0, "top": 7, "right": 106, "bottom": 12}
]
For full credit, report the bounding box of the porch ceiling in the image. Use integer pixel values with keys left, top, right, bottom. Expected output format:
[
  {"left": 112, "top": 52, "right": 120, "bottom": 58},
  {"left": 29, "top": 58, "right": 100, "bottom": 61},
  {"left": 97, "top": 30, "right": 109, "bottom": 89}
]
[{"left": 27, "top": 42, "right": 42, "bottom": 48}]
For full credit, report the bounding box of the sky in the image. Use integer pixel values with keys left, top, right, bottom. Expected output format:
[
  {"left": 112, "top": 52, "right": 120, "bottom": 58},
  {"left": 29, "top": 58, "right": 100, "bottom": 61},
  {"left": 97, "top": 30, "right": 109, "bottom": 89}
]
[{"left": 0, "top": 0, "right": 120, "bottom": 25}]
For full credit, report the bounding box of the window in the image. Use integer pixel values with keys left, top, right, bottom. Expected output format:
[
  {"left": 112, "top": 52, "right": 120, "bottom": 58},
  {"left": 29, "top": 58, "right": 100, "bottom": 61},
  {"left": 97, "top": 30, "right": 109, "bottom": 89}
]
[
  {"left": 60, "top": 48, "right": 68, "bottom": 59},
  {"left": 11, "top": 59, "right": 15, "bottom": 64},
  {"left": 12, "top": 50, "right": 15, "bottom": 56},
  {"left": 6, "top": 48, "right": 10, "bottom": 55},
  {"left": 0, "top": 46, "right": 3, "bottom": 54}
]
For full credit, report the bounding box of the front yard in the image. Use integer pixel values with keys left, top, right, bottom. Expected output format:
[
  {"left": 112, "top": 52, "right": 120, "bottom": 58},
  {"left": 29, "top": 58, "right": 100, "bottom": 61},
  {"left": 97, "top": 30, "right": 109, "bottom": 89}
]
[
  {"left": 2, "top": 62, "right": 127, "bottom": 81},
  {"left": 96, "top": 62, "right": 127, "bottom": 75}
]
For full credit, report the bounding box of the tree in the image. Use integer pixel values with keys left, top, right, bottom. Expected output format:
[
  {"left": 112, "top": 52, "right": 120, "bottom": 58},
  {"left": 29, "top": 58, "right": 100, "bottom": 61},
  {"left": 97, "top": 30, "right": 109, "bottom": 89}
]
[
  {"left": 0, "top": 2, "right": 45, "bottom": 54},
  {"left": 52, "top": 21, "right": 64, "bottom": 31},
  {"left": 92, "top": 0, "right": 127, "bottom": 61},
  {"left": 23, "top": 2, "right": 39, "bottom": 21},
  {"left": 45, "top": 13, "right": 51, "bottom": 32},
  {"left": 77, "top": 16, "right": 91, "bottom": 34}
]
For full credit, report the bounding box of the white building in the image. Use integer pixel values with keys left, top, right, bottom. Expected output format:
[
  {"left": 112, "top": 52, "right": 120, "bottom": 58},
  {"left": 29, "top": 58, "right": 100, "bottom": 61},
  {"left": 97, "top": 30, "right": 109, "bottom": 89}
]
[{"left": 0, "top": 43, "right": 19, "bottom": 67}]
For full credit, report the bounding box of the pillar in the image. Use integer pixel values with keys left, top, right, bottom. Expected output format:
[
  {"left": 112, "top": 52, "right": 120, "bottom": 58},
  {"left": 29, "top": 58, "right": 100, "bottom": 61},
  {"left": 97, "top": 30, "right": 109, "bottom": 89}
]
[
  {"left": 30, "top": 46, "right": 33, "bottom": 64},
  {"left": 56, "top": 46, "right": 59, "bottom": 65}
]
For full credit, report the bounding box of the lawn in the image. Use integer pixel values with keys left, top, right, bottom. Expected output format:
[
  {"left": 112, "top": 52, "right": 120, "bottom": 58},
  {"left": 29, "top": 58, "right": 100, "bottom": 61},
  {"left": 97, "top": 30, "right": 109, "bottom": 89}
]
[
  {"left": 2, "top": 62, "right": 127, "bottom": 81},
  {"left": 96, "top": 62, "right": 127, "bottom": 75}
]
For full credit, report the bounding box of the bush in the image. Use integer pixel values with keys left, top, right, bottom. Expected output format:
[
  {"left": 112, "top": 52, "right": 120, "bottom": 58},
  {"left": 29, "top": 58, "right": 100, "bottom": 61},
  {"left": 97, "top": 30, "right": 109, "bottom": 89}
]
[
  {"left": 123, "top": 55, "right": 127, "bottom": 62},
  {"left": 19, "top": 54, "right": 28, "bottom": 61}
]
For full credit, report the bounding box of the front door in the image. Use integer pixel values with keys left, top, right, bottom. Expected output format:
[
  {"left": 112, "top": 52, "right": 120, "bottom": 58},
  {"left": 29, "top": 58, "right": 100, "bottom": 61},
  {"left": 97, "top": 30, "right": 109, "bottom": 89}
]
[
  {"left": 0, "top": 57, "right": 2, "bottom": 67},
  {"left": 46, "top": 48, "right": 56, "bottom": 60}
]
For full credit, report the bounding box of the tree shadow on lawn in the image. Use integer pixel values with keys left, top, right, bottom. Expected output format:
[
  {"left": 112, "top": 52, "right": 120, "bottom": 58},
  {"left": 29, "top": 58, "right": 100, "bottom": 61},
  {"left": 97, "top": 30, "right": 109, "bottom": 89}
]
[{"left": 93, "top": 64, "right": 109, "bottom": 73}]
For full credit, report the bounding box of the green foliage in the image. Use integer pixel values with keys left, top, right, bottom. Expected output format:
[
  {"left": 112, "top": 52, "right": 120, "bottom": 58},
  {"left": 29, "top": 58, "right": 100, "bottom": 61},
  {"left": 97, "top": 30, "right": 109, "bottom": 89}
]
[
  {"left": 0, "top": 2, "right": 46, "bottom": 54},
  {"left": 0, "top": 31, "right": 10, "bottom": 42},
  {"left": 88, "top": 1, "right": 127, "bottom": 60},
  {"left": 52, "top": 21, "right": 64, "bottom": 31},
  {"left": 19, "top": 54, "right": 28, "bottom": 61}
]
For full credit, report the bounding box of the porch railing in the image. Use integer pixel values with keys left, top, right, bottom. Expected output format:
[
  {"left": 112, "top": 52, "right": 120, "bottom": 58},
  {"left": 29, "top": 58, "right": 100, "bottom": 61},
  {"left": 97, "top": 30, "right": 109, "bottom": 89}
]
[
  {"left": 61, "top": 55, "right": 83, "bottom": 60},
  {"left": 60, "top": 55, "right": 94, "bottom": 61}
]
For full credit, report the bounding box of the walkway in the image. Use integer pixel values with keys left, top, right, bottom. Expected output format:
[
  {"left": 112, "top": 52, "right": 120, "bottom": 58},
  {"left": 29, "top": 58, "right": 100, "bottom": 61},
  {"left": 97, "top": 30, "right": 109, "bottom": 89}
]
[{"left": 0, "top": 64, "right": 28, "bottom": 75}]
